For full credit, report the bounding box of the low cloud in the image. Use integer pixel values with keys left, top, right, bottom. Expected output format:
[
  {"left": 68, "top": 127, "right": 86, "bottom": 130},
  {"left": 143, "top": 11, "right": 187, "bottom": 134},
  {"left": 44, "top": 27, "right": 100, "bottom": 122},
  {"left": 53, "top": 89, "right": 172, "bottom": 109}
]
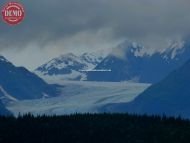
[{"left": 0, "top": 0, "right": 190, "bottom": 69}]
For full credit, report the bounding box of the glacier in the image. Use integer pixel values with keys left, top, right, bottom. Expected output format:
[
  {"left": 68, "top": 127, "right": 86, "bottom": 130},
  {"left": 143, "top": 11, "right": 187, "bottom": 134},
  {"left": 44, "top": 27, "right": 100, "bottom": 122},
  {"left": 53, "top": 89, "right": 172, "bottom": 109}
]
[{"left": 6, "top": 81, "right": 150, "bottom": 116}]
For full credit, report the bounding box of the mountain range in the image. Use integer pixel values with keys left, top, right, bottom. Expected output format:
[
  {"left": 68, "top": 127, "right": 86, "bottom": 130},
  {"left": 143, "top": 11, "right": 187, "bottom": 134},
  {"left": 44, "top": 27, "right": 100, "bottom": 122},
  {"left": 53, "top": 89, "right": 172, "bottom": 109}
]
[
  {"left": 2, "top": 40, "right": 190, "bottom": 117},
  {"left": 35, "top": 40, "right": 190, "bottom": 84}
]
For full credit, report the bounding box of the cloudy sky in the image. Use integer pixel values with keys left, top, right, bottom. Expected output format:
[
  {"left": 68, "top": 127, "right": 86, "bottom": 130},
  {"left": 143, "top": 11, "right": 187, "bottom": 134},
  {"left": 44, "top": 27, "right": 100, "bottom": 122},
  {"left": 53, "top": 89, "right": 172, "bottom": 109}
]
[{"left": 0, "top": 0, "right": 190, "bottom": 70}]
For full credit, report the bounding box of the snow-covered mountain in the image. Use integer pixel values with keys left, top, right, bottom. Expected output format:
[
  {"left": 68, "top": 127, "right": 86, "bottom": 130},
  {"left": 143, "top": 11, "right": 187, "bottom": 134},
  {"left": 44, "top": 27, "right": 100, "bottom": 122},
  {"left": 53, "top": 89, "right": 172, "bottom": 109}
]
[
  {"left": 35, "top": 40, "right": 190, "bottom": 83},
  {"left": 35, "top": 52, "right": 105, "bottom": 82},
  {"left": 87, "top": 40, "right": 190, "bottom": 83},
  {"left": 0, "top": 55, "right": 59, "bottom": 101}
]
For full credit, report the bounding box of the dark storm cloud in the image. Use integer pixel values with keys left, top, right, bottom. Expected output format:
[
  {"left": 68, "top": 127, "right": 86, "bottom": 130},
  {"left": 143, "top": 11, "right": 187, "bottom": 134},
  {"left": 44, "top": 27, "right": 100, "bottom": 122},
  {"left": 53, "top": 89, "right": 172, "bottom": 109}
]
[
  {"left": 0, "top": 0, "right": 109, "bottom": 49},
  {"left": 1, "top": 0, "right": 190, "bottom": 50}
]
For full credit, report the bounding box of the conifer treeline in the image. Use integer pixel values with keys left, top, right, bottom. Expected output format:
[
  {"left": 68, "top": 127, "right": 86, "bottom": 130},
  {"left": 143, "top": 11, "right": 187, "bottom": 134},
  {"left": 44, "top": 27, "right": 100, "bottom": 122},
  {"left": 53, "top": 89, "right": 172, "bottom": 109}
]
[{"left": 0, "top": 113, "right": 190, "bottom": 143}]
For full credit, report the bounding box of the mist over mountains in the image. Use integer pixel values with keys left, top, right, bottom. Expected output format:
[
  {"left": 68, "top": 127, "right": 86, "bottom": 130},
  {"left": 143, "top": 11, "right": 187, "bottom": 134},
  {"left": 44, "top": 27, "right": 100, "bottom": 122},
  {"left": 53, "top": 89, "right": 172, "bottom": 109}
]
[{"left": 35, "top": 40, "right": 190, "bottom": 84}]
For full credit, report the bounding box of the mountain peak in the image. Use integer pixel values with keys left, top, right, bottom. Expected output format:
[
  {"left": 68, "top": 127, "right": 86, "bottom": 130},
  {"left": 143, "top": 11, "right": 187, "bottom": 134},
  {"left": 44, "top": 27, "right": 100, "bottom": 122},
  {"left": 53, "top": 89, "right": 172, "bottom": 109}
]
[{"left": 35, "top": 52, "right": 105, "bottom": 81}]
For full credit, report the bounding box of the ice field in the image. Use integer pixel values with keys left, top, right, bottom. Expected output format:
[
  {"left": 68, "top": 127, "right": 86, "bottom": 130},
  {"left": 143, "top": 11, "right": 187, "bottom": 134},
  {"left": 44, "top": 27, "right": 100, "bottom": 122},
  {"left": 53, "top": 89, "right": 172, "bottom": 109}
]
[{"left": 7, "top": 81, "right": 150, "bottom": 116}]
